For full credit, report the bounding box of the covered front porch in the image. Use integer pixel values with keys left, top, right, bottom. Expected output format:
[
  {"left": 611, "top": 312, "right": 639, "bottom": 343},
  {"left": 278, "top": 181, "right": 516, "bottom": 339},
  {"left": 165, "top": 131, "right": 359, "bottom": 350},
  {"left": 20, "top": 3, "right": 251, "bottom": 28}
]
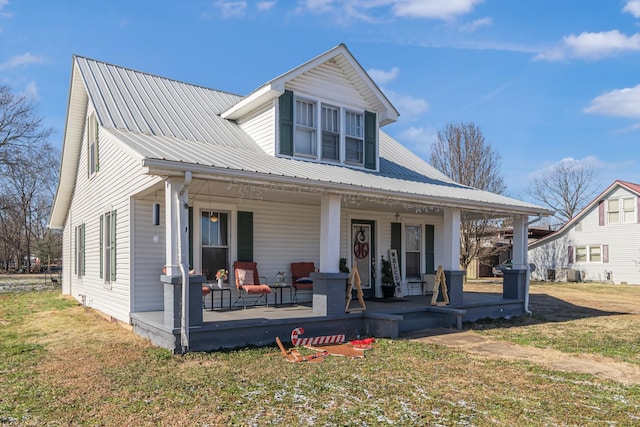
[{"left": 131, "top": 281, "right": 526, "bottom": 352}]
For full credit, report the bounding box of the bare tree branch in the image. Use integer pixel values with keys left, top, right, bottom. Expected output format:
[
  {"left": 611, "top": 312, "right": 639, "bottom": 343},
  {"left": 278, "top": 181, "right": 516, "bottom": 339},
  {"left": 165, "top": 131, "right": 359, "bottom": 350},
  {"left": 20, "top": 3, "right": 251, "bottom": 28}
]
[
  {"left": 430, "top": 122, "right": 506, "bottom": 270},
  {"left": 527, "top": 160, "right": 599, "bottom": 224}
]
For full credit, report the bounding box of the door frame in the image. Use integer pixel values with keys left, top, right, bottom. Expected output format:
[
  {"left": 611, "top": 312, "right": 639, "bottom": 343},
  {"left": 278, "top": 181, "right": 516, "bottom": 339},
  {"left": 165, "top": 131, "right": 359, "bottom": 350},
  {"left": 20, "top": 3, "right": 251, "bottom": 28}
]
[{"left": 350, "top": 219, "right": 376, "bottom": 298}]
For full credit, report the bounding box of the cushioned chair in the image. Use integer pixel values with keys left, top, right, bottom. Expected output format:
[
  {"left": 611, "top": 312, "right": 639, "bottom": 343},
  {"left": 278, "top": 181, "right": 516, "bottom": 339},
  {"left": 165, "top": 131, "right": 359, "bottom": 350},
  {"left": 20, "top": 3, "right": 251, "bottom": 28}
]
[
  {"left": 233, "top": 261, "right": 271, "bottom": 309},
  {"left": 290, "top": 262, "right": 316, "bottom": 303}
]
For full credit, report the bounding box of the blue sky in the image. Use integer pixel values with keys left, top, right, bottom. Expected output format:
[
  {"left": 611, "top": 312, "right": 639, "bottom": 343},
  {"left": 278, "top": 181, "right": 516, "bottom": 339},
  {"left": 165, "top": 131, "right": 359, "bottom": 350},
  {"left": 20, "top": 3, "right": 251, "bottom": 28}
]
[{"left": 2, "top": 0, "right": 640, "bottom": 201}]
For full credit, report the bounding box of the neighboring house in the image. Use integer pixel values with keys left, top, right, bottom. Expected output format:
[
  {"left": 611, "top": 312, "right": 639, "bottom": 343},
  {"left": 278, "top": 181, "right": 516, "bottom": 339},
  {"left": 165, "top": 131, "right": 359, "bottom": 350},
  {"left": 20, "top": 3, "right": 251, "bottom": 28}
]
[
  {"left": 529, "top": 180, "right": 640, "bottom": 284},
  {"left": 49, "top": 44, "right": 551, "bottom": 352}
]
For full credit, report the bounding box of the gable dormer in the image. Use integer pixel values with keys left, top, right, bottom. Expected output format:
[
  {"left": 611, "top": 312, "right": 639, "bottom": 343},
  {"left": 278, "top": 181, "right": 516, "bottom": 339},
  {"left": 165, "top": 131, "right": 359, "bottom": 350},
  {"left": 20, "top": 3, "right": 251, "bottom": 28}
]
[{"left": 222, "top": 44, "right": 399, "bottom": 171}]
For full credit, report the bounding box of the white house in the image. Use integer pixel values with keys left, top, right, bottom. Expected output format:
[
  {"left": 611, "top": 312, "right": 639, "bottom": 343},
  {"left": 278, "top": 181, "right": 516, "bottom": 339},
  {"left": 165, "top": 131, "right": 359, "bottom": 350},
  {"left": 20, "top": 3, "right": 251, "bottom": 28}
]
[
  {"left": 49, "top": 44, "right": 551, "bottom": 352},
  {"left": 529, "top": 180, "right": 640, "bottom": 284}
]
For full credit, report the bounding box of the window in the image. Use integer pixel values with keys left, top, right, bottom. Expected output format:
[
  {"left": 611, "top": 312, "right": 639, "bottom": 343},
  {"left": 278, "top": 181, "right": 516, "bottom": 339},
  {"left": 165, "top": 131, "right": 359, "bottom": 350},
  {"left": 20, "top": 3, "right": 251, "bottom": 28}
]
[
  {"left": 574, "top": 244, "right": 603, "bottom": 263},
  {"left": 295, "top": 99, "right": 316, "bottom": 157},
  {"left": 345, "top": 111, "right": 364, "bottom": 165},
  {"left": 575, "top": 246, "right": 587, "bottom": 262},
  {"left": 405, "top": 225, "right": 421, "bottom": 278},
  {"left": 101, "top": 210, "right": 116, "bottom": 285},
  {"left": 607, "top": 199, "right": 619, "bottom": 224},
  {"left": 75, "top": 224, "right": 85, "bottom": 277},
  {"left": 201, "top": 211, "right": 229, "bottom": 281},
  {"left": 87, "top": 113, "right": 99, "bottom": 176},
  {"left": 623, "top": 197, "right": 636, "bottom": 223},
  {"left": 280, "top": 91, "right": 376, "bottom": 170},
  {"left": 321, "top": 104, "right": 339, "bottom": 161}
]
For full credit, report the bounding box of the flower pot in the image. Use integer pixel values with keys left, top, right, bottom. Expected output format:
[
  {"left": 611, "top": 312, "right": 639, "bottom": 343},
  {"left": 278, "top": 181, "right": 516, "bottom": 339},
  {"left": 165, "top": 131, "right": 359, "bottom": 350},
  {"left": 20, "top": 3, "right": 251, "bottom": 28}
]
[
  {"left": 382, "top": 285, "right": 395, "bottom": 298},
  {"left": 217, "top": 278, "right": 223, "bottom": 289}
]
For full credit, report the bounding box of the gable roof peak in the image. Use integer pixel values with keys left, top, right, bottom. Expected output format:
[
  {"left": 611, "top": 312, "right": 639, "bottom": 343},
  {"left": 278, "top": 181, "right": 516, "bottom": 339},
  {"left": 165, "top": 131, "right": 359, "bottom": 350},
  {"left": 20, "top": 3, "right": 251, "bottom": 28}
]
[{"left": 221, "top": 43, "right": 399, "bottom": 125}]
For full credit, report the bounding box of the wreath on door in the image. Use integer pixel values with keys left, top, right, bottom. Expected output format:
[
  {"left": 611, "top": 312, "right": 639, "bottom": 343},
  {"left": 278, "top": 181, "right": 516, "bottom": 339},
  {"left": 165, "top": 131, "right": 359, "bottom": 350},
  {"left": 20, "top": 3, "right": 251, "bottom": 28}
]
[{"left": 353, "top": 227, "right": 369, "bottom": 259}]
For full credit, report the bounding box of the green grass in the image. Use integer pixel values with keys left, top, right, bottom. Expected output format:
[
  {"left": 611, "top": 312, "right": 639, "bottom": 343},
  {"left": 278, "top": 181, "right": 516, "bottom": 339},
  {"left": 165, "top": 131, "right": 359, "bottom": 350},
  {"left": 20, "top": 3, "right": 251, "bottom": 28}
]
[
  {"left": 469, "top": 282, "right": 640, "bottom": 365},
  {"left": 0, "top": 289, "right": 639, "bottom": 426}
]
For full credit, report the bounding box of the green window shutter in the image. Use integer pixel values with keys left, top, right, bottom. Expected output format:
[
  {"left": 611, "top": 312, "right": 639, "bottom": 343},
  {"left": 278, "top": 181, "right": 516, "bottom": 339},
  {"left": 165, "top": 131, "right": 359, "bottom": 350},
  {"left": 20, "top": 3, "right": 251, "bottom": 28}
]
[
  {"left": 110, "top": 210, "right": 116, "bottom": 280},
  {"left": 81, "top": 224, "right": 86, "bottom": 276},
  {"left": 99, "top": 215, "right": 103, "bottom": 279},
  {"left": 425, "top": 224, "right": 435, "bottom": 274},
  {"left": 364, "top": 111, "right": 377, "bottom": 170},
  {"left": 237, "top": 211, "right": 254, "bottom": 262},
  {"left": 279, "top": 90, "right": 294, "bottom": 156},
  {"left": 188, "top": 207, "right": 193, "bottom": 269},
  {"left": 391, "top": 222, "right": 402, "bottom": 270},
  {"left": 74, "top": 227, "right": 78, "bottom": 275}
]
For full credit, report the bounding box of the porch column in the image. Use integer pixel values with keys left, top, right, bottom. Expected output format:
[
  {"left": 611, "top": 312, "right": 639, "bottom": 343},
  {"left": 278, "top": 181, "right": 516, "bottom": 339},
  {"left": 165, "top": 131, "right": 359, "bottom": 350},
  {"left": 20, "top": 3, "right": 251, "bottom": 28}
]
[
  {"left": 442, "top": 208, "right": 461, "bottom": 270},
  {"left": 503, "top": 215, "right": 528, "bottom": 300},
  {"left": 319, "top": 195, "right": 341, "bottom": 272},
  {"left": 443, "top": 208, "right": 464, "bottom": 305}
]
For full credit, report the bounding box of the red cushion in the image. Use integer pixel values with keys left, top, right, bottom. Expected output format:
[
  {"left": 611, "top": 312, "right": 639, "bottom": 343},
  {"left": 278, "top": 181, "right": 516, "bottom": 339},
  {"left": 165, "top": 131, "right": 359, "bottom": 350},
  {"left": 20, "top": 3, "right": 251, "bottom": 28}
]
[
  {"left": 294, "top": 283, "right": 313, "bottom": 290},
  {"left": 242, "top": 284, "right": 271, "bottom": 295}
]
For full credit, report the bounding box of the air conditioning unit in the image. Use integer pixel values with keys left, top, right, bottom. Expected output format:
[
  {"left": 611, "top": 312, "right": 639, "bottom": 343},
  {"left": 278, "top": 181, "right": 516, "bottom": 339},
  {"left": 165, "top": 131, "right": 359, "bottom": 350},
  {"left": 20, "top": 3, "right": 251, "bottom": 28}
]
[{"left": 566, "top": 269, "right": 580, "bottom": 282}]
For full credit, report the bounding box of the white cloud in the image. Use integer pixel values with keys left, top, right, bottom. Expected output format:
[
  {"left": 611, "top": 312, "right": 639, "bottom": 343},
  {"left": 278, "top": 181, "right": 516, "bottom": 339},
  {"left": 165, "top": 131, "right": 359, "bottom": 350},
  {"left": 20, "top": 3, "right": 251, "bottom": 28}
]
[
  {"left": 392, "top": 0, "right": 483, "bottom": 20},
  {"left": 257, "top": 1, "right": 277, "bottom": 11},
  {"left": 584, "top": 85, "right": 640, "bottom": 119},
  {"left": 460, "top": 16, "right": 492, "bottom": 32},
  {"left": 536, "top": 30, "right": 640, "bottom": 61},
  {"left": 623, "top": 0, "right": 640, "bottom": 18},
  {"left": 528, "top": 156, "right": 602, "bottom": 179},
  {"left": 0, "top": 53, "right": 46, "bottom": 70},
  {"left": 397, "top": 126, "right": 436, "bottom": 156},
  {"left": 367, "top": 66, "right": 399, "bottom": 85},
  {"left": 23, "top": 81, "right": 38, "bottom": 100},
  {"left": 297, "top": 0, "right": 335, "bottom": 14},
  {"left": 215, "top": 0, "right": 247, "bottom": 18},
  {"left": 385, "top": 89, "right": 429, "bottom": 117}
]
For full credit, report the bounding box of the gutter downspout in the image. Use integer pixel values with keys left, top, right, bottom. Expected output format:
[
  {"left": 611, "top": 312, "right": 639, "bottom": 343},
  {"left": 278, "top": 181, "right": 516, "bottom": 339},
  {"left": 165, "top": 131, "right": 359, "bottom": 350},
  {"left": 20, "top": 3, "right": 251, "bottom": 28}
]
[
  {"left": 524, "top": 214, "right": 543, "bottom": 315},
  {"left": 178, "top": 171, "right": 192, "bottom": 353}
]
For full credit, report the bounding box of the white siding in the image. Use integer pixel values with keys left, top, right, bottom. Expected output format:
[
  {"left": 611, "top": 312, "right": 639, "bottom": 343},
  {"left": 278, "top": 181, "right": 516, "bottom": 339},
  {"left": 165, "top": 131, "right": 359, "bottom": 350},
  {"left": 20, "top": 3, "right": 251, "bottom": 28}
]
[
  {"left": 288, "top": 60, "right": 370, "bottom": 111},
  {"left": 63, "top": 105, "right": 161, "bottom": 322},
  {"left": 132, "top": 198, "right": 166, "bottom": 312},
  {"left": 530, "top": 186, "right": 640, "bottom": 284},
  {"left": 238, "top": 101, "right": 275, "bottom": 155}
]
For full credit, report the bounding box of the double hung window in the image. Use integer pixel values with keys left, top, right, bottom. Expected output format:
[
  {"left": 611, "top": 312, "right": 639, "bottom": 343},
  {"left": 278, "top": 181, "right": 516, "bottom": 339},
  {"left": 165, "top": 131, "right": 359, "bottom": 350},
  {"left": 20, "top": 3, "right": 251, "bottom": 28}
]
[
  {"left": 201, "top": 211, "right": 229, "bottom": 281},
  {"left": 405, "top": 225, "right": 421, "bottom": 278},
  {"left": 295, "top": 99, "right": 316, "bottom": 157},
  {"left": 345, "top": 111, "right": 364, "bottom": 165},
  {"left": 321, "top": 104, "right": 339, "bottom": 161},
  {"left": 100, "top": 210, "right": 116, "bottom": 285},
  {"left": 87, "top": 113, "right": 99, "bottom": 176}
]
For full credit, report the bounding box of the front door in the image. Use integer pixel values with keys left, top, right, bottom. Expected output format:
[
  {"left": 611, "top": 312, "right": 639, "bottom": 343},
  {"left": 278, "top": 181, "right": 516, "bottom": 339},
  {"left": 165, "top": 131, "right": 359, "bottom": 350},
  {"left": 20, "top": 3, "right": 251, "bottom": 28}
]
[{"left": 351, "top": 220, "right": 375, "bottom": 298}]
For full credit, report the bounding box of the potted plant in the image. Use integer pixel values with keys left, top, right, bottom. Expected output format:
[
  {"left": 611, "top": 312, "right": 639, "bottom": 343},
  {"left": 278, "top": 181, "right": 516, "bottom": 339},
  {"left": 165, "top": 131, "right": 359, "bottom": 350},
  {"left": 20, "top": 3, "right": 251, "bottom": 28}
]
[
  {"left": 380, "top": 255, "right": 395, "bottom": 298},
  {"left": 215, "top": 268, "right": 228, "bottom": 288}
]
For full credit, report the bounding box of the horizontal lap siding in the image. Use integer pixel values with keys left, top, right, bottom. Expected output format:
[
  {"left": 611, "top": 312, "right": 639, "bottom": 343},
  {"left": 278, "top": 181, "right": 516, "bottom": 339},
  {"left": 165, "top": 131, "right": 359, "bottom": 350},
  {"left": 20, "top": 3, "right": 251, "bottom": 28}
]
[
  {"left": 247, "top": 200, "right": 321, "bottom": 280},
  {"left": 132, "top": 199, "right": 166, "bottom": 312},
  {"left": 66, "top": 110, "right": 160, "bottom": 322},
  {"left": 238, "top": 102, "right": 275, "bottom": 155},
  {"left": 289, "top": 61, "right": 370, "bottom": 110}
]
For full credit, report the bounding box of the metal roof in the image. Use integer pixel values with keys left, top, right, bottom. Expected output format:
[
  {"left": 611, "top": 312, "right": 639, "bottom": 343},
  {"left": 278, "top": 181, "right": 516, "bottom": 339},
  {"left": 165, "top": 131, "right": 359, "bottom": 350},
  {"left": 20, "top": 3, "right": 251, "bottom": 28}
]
[{"left": 51, "top": 53, "right": 552, "bottom": 229}]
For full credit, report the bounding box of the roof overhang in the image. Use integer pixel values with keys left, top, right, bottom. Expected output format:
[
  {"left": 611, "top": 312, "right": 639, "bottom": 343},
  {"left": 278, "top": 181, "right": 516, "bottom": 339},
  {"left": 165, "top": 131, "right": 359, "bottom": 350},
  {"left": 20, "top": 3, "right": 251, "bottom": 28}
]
[
  {"left": 221, "top": 44, "right": 399, "bottom": 126},
  {"left": 141, "top": 158, "right": 552, "bottom": 219}
]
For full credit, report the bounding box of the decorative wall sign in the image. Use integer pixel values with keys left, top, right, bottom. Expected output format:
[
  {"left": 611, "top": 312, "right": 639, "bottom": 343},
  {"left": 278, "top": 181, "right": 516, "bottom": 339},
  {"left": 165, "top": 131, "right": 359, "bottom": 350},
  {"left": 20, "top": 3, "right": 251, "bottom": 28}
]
[{"left": 388, "top": 249, "right": 404, "bottom": 298}]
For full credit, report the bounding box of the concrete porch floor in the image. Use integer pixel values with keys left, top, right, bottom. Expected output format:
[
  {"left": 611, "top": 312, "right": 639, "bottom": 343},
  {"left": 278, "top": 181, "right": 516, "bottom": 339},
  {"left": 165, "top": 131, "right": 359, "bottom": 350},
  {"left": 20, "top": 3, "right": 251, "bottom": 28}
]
[{"left": 131, "top": 290, "right": 525, "bottom": 353}]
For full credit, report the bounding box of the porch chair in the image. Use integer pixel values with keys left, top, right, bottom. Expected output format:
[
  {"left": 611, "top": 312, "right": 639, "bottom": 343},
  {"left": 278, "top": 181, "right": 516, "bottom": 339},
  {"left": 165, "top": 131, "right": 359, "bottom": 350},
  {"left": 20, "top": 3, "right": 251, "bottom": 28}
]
[
  {"left": 233, "top": 261, "right": 271, "bottom": 309},
  {"left": 290, "top": 262, "right": 316, "bottom": 303}
]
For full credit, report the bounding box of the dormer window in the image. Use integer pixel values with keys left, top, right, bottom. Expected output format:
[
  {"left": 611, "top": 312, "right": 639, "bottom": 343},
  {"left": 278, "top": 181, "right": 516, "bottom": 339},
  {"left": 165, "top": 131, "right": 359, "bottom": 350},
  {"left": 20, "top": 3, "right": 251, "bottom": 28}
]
[{"left": 279, "top": 90, "right": 377, "bottom": 170}]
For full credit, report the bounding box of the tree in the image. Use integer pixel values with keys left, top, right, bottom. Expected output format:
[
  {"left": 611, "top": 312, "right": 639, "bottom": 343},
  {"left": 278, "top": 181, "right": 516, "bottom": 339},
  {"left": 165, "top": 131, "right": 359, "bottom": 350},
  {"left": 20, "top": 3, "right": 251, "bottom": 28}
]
[
  {"left": 0, "top": 84, "right": 52, "bottom": 167},
  {"left": 527, "top": 159, "right": 599, "bottom": 225},
  {"left": 0, "top": 84, "right": 57, "bottom": 272},
  {"left": 430, "top": 122, "right": 506, "bottom": 270}
]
